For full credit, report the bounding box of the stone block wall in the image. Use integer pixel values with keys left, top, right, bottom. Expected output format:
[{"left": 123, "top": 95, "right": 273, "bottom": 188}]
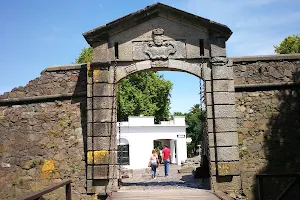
[
  {"left": 1, "top": 54, "right": 300, "bottom": 199},
  {"left": 232, "top": 54, "right": 300, "bottom": 199},
  {"left": 0, "top": 64, "right": 86, "bottom": 100},
  {"left": 86, "top": 63, "right": 118, "bottom": 195},
  {"left": 0, "top": 65, "right": 91, "bottom": 200}
]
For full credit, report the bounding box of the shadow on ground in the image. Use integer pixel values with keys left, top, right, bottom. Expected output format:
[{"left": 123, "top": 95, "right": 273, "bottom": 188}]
[{"left": 120, "top": 174, "right": 211, "bottom": 190}]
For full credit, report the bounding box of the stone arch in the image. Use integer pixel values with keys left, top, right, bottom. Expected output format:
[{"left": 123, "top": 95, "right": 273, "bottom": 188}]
[
  {"left": 84, "top": 3, "right": 239, "bottom": 196},
  {"left": 115, "top": 59, "right": 209, "bottom": 83},
  {"left": 88, "top": 57, "right": 239, "bottom": 195}
]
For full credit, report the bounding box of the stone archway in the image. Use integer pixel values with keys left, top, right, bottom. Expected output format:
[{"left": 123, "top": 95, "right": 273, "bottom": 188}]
[{"left": 84, "top": 3, "right": 239, "bottom": 195}]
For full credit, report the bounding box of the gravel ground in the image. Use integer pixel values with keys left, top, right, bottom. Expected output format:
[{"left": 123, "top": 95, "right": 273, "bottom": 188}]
[{"left": 120, "top": 164, "right": 211, "bottom": 191}]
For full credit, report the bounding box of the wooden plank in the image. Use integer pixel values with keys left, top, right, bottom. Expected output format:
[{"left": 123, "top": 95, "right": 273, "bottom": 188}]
[{"left": 111, "top": 189, "right": 221, "bottom": 200}]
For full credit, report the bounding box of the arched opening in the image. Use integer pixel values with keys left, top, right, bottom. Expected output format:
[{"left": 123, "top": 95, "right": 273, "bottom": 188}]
[{"left": 115, "top": 65, "right": 208, "bottom": 190}]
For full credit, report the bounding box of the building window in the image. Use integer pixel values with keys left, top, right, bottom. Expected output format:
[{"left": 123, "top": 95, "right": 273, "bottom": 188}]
[{"left": 117, "top": 144, "right": 129, "bottom": 165}]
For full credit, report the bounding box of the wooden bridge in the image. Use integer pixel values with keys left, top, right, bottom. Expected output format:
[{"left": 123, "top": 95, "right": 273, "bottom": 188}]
[{"left": 110, "top": 189, "right": 223, "bottom": 200}]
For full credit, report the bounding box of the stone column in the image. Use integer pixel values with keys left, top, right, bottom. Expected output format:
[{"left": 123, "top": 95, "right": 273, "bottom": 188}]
[
  {"left": 206, "top": 35, "right": 241, "bottom": 192},
  {"left": 86, "top": 63, "right": 118, "bottom": 195},
  {"left": 170, "top": 140, "right": 176, "bottom": 164}
]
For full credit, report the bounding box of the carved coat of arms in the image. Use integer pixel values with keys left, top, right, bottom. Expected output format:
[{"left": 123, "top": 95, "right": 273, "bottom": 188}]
[{"left": 144, "top": 28, "right": 176, "bottom": 59}]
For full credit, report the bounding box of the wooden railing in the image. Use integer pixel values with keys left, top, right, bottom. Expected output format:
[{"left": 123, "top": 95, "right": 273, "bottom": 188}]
[
  {"left": 17, "top": 179, "right": 72, "bottom": 200},
  {"left": 256, "top": 174, "right": 300, "bottom": 200}
]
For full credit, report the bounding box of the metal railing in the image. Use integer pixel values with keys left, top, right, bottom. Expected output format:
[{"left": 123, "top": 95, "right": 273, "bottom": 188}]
[
  {"left": 256, "top": 174, "right": 300, "bottom": 200},
  {"left": 17, "top": 179, "right": 72, "bottom": 200}
]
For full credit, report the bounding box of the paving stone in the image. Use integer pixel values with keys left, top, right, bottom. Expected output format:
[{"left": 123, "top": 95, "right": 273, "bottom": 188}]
[{"left": 119, "top": 164, "right": 211, "bottom": 191}]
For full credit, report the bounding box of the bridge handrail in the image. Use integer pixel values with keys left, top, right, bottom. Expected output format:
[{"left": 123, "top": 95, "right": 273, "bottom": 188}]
[
  {"left": 17, "top": 179, "right": 72, "bottom": 200},
  {"left": 256, "top": 174, "right": 300, "bottom": 200}
]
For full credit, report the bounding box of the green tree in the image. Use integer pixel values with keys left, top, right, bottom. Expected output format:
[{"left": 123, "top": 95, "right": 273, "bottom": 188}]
[
  {"left": 118, "top": 71, "right": 172, "bottom": 122},
  {"left": 76, "top": 47, "right": 173, "bottom": 122},
  {"left": 185, "top": 104, "right": 205, "bottom": 156},
  {"left": 76, "top": 47, "right": 93, "bottom": 63},
  {"left": 274, "top": 34, "right": 300, "bottom": 54},
  {"left": 173, "top": 112, "right": 185, "bottom": 116}
]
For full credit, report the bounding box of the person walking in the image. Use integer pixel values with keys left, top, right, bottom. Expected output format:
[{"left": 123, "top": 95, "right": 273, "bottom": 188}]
[
  {"left": 162, "top": 144, "right": 171, "bottom": 176},
  {"left": 149, "top": 149, "right": 159, "bottom": 179},
  {"left": 157, "top": 149, "right": 162, "bottom": 164}
]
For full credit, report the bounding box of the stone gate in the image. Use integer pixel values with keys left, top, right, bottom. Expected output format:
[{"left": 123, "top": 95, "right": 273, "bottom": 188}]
[
  {"left": 1, "top": 2, "right": 300, "bottom": 200},
  {"left": 83, "top": 2, "right": 239, "bottom": 195}
]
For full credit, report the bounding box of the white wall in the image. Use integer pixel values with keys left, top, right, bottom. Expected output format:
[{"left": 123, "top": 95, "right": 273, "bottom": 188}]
[{"left": 116, "top": 116, "right": 188, "bottom": 169}]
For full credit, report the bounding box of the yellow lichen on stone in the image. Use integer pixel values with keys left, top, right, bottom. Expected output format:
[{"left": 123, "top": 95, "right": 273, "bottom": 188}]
[
  {"left": 93, "top": 69, "right": 100, "bottom": 82},
  {"left": 42, "top": 160, "right": 55, "bottom": 171},
  {"left": 92, "top": 194, "right": 98, "bottom": 200},
  {"left": 216, "top": 163, "right": 239, "bottom": 176},
  {"left": 31, "top": 184, "right": 42, "bottom": 192},
  {"left": 87, "top": 150, "right": 109, "bottom": 164},
  {"left": 87, "top": 62, "right": 91, "bottom": 71},
  {"left": 40, "top": 160, "right": 60, "bottom": 179}
]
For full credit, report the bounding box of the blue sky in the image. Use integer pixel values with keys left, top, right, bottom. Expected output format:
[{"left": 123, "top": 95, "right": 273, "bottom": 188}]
[{"left": 0, "top": 0, "right": 299, "bottom": 113}]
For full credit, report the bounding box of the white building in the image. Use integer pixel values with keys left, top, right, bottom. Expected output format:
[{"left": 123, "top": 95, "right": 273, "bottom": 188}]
[{"left": 117, "top": 116, "right": 188, "bottom": 169}]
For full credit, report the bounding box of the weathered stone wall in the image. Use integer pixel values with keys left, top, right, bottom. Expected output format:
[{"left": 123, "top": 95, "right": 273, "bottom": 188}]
[
  {"left": 0, "top": 65, "right": 91, "bottom": 200},
  {"left": 233, "top": 54, "right": 300, "bottom": 199},
  {"left": 1, "top": 54, "right": 300, "bottom": 199},
  {"left": 0, "top": 64, "right": 86, "bottom": 100}
]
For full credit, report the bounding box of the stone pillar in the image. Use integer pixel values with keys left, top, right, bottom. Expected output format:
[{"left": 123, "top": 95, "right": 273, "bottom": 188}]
[
  {"left": 86, "top": 63, "right": 119, "bottom": 195},
  {"left": 170, "top": 140, "right": 176, "bottom": 164},
  {"left": 206, "top": 35, "right": 241, "bottom": 192}
]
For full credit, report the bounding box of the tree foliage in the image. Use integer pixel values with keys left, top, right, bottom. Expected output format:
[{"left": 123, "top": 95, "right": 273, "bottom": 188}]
[
  {"left": 173, "top": 104, "right": 206, "bottom": 157},
  {"left": 185, "top": 104, "right": 205, "bottom": 156},
  {"left": 274, "top": 34, "right": 300, "bottom": 54},
  {"left": 76, "top": 47, "right": 93, "bottom": 63},
  {"left": 76, "top": 47, "right": 173, "bottom": 122},
  {"left": 118, "top": 72, "right": 172, "bottom": 122}
]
